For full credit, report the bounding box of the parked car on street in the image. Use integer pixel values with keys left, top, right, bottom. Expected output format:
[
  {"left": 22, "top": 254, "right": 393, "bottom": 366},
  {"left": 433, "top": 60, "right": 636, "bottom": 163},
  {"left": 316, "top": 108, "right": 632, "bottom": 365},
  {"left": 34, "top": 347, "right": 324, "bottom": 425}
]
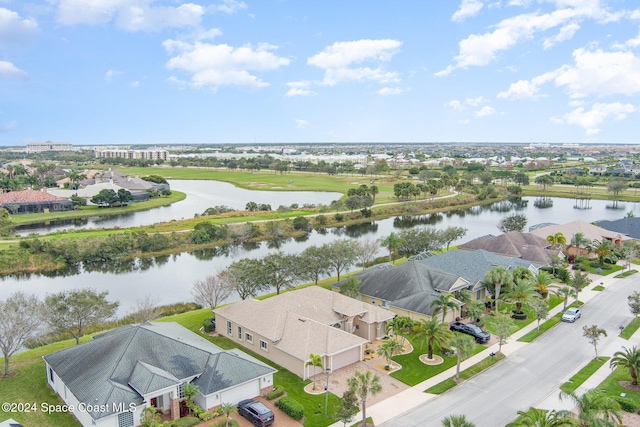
[
  {"left": 449, "top": 321, "right": 491, "bottom": 343},
  {"left": 562, "top": 307, "right": 581, "bottom": 322},
  {"left": 237, "top": 399, "right": 275, "bottom": 427}
]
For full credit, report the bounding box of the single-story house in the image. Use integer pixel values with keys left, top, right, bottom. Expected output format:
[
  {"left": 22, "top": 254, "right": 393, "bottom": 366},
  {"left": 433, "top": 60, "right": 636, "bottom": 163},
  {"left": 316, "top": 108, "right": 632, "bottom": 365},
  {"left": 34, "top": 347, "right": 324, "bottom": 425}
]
[
  {"left": 213, "top": 286, "right": 394, "bottom": 379},
  {"left": 43, "top": 322, "right": 275, "bottom": 427},
  {"left": 596, "top": 218, "right": 640, "bottom": 240},
  {"left": 529, "top": 220, "right": 632, "bottom": 256},
  {"left": 414, "top": 249, "right": 539, "bottom": 301},
  {"left": 458, "top": 231, "right": 562, "bottom": 265},
  {"left": 0, "top": 189, "right": 73, "bottom": 214},
  {"left": 333, "top": 260, "right": 469, "bottom": 323}
]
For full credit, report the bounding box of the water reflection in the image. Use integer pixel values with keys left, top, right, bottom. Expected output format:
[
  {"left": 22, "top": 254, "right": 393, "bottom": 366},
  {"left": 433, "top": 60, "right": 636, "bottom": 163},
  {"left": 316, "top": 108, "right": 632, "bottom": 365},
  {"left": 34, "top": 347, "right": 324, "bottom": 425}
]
[
  {"left": 533, "top": 197, "right": 554, "bottom": 209},
  {"left": 393, "top": 214, "right": 443, "bottom": 228},
  {"left": 574, "top": 198, "right": 592, "bottom": 210}
]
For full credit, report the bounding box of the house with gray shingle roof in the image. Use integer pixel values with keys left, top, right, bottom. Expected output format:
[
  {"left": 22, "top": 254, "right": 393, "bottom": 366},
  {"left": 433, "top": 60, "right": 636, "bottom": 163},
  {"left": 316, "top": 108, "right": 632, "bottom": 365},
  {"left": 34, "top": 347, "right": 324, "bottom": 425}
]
[
  {"left": 596, "top": 217, "right": 640, "bottom": 240},
  {"left": 457, "top": 231, "right": 561, "bottom": 265},
  {"left": 43, "top": 322, "right": 275, "bottom": 427},
  {"left": 213, "top": 286, "right": 394, "bottom": 379},
  {"left": 332, "top": 259, "right": 470, "bottom": 323}
]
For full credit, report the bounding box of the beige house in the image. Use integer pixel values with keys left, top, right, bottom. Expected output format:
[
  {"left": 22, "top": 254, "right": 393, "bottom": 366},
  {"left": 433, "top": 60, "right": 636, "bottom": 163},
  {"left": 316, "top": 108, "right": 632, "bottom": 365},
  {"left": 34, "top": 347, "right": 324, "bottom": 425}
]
[
  {"left": 529, "top": 220, "right": 632, "bottom": 252},
  {"left": 213, "top": 286, "right": 394, "bottom": 379}
]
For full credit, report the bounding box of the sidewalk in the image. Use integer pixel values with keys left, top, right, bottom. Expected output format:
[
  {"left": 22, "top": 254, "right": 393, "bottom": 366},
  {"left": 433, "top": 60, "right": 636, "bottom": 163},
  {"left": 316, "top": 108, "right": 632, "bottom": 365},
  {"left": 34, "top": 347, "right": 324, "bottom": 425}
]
[{"left": 329, "top": 268, "right": 631, "bottom": 427}]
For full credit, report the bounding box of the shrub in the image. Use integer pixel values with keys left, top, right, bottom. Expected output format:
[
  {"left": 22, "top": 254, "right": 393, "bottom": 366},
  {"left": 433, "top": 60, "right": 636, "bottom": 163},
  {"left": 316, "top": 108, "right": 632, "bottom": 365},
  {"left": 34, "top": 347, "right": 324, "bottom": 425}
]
[
  {"left": 555, "top": 268, "right": 571, "bottom": 283},
  {"left": 171, "top": 416, "right": 201, "bottom": 427},
  {"left": 203, "top": 317, "right": 215, "bottom": 333},
  {"left": 275, "top": 396, "right": 304, "bottom": 420},
  {"left": 315, "top": 215, "right": 327, "bottom": 226},
  {"left": 213, "top": 419, "right": 239, "bottom": 427},
  {"left": 615, "top": 397, "right": 638, "bottom": 412},
  {"left": 292, "top": 216, "right": 310, "bottom": 230},
  {"left": 334, "top": 213, "right": 344, "bottom": 222},
  {"left": 267, "top": 387, "right": 285, "bottom": 400}
]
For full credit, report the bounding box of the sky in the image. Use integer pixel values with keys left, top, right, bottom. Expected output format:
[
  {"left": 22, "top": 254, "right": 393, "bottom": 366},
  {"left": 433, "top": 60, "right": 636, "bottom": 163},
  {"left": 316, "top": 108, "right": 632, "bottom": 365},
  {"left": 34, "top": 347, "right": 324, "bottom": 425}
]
[{"left": 0, "top": 0, "right": 639, "bottom": 146}]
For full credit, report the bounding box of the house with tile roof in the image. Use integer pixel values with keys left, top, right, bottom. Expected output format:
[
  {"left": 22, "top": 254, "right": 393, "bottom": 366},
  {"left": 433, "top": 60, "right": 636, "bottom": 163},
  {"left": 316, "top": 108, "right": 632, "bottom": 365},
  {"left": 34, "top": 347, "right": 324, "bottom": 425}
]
[
  {"left": 0, "top": 189, "right": 73, "bottom": 214},
  {"left": 332, "top": 259, "right": 470, "bottom": 323},
  {"left": 43, "top": 322, "right": 275, "bottom": 427},
  {"left": 213, "top": 286, "right": 394, "bottom": 379},
  {"left": 457, "top": 231, "right": 562, "bottom": 265},
  {"left": 595, "top": 217, "right": 640, "bottom": 240}
]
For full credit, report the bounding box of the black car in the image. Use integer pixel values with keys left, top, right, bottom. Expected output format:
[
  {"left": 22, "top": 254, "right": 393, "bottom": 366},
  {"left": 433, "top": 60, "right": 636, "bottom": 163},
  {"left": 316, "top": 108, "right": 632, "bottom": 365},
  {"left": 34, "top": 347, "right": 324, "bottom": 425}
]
[
  {"left": 449, "top": 321, "right": 491, "bottom": 344},
  {"left": 237, "top": 399, "right": 275, "bottom": 427}
]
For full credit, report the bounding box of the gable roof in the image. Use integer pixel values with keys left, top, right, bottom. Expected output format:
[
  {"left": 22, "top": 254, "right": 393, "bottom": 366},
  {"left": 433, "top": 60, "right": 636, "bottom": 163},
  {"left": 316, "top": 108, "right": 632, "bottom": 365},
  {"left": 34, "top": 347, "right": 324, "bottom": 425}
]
[
  {"left": 416, "top": 249, "right": 537, "bottom": 289},
  {"left": 43, "top": 322, "right": 275, "bottom": 421},
  {"left": 336, "top": 260, "right": 468, "bottom": 317},
  {"left": 0, "top": 189, "right": 69, "bottom": 204},
  {"left": 458, "top": 231, "right": 560, "bottom": 264},
  {"left": 529, "top": 220, "right": 631, "bottom": 243},
  {"left": 595, "top": 217, "right": 640, "bottom": 240}
]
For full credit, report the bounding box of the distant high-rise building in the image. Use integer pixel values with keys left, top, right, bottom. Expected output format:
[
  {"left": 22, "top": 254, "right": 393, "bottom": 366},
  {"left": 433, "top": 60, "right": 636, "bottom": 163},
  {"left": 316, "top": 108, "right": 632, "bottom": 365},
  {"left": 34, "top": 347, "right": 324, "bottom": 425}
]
[
  {"left": 26, "top": 141, "right": 74, "bottom": 153},
  {"left": 94, "top": 148, "right": 168, "bottom": 161}
]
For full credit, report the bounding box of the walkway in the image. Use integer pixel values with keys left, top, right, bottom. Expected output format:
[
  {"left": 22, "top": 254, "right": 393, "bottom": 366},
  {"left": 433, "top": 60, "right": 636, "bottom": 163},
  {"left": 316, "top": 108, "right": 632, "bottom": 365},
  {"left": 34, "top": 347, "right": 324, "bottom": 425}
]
[{"left": 328, "top": 266, "right": 640, "bottom": 427}]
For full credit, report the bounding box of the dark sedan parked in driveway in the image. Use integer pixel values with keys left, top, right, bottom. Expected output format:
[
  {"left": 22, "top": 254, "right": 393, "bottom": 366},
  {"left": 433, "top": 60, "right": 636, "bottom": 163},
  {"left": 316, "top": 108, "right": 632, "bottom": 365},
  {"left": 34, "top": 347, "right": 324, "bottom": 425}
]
[
  {"left": 237, "top": 399, "right": 275, "bottom": 427},
  {"left": 450, "top": 321, "right": 491, "bottom": 344}
]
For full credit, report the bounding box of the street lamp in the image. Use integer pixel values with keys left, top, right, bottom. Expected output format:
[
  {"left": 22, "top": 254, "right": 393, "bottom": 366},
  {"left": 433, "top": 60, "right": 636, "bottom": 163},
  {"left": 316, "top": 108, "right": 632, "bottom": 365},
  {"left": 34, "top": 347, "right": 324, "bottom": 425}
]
[{"left": 324, "top": 367, "right": 331, "bottom": 417}]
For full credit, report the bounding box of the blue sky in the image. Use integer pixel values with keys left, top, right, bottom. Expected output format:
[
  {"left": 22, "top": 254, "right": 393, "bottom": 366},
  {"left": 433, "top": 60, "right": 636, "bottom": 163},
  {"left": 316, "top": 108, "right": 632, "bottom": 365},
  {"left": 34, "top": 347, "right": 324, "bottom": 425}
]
[{"left": 0, "top": 0, "right": 639, "bottom": 146}]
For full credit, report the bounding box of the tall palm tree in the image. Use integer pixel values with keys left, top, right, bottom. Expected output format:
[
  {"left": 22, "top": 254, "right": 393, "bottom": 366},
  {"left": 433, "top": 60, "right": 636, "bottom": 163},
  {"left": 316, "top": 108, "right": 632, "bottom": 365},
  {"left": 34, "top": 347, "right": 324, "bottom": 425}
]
[
  {"left": 502, "top": 279, "right": 542, "bottom": 315},
  {"left": 484, "top": 266, "right": 513, "bottom": 314},
  {"left": 506, "top": 407, "right": 577, "bottom": 427},
  {"left": 466, "top": 301, "right": 486, "bottom": 324},
  {"left": 305, "top": 354, "right": 324, "bottom": 390},
  {"left": 415, "top": 318, "right": 453, "bottom": 360},
  {"left": 532, "top": 270, "right": 554, "bottom": 298},
  {"left": 449, "top": 333, "right": 475, "bottom": 380},
  {"left": 559, "top": 390, "right": 623, "bottom": 427},
  {"left": 347, "top": 370, "right": 383, "bottom": 427},
  {"left": 609, "top": 345, "right": 640, "bottom": 385},
  {"left": 220, "top": 402, "right": 237, "bottom": 427},
  {"left": 553, "top": 286, "right": 577, "bottom": 311},
  {"left": 442, "top": 414, "right": 476, "bottom": 427},
  {"left": 381, "top": 232, "right": 402, "bottom": 263},
  {"left": 591, "top": 239, "right": 615, "bottom": 267},
  {"left": 547, "top": 232, "right": 567, "bottom": 251},
  {"left": 430, "top": 293, "right": 461, "bottom": 322},
  {"left": 569, "top": 232, "right": 591, "bottom": 255}
]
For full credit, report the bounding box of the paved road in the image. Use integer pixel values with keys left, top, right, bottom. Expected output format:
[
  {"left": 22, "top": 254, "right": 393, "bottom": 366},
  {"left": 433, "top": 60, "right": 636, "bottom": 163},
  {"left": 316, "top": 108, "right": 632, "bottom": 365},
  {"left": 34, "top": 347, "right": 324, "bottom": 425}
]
[{"left": 380, "top": 276, "right": 638, "bottom": 427}]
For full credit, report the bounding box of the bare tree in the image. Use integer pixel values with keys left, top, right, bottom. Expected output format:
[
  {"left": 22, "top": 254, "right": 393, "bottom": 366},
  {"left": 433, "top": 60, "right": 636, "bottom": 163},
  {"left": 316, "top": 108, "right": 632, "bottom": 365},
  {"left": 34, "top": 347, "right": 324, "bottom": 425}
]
[
  {"left": 192, "top": 272, "right": 235, "bottom": 309},
  {"left": 356, "top": 237, "right": 380, "bottom": 270},
  {"left": 130, "top": 293, "right": 163, "bottom": 324},
  {"left": 0, "top": 292, "right": 41, "bottom": 375}
]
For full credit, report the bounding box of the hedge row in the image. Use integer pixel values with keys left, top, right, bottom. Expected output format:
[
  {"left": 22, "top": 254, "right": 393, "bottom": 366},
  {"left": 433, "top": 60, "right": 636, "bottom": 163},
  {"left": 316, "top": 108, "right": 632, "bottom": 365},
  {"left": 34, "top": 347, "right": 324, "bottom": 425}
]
[{"left": 275, "top": 396, "right": 304, "bottom": 420}]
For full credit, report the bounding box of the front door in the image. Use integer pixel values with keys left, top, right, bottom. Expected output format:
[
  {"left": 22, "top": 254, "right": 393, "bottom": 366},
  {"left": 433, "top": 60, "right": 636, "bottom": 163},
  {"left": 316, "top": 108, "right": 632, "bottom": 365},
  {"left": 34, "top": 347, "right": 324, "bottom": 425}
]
[{"left": 150, "top": 397, "right": 157, "bottom": 408}]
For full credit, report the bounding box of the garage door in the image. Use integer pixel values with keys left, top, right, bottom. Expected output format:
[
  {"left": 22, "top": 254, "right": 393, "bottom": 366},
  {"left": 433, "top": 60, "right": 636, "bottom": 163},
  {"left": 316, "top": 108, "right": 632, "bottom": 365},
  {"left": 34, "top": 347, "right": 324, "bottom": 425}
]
[
  {"left": 220, "top": 380, "right": 260, "bottom": 405},
  {"left": 330, "top": 347, "right": 360, "bottom": 370}
]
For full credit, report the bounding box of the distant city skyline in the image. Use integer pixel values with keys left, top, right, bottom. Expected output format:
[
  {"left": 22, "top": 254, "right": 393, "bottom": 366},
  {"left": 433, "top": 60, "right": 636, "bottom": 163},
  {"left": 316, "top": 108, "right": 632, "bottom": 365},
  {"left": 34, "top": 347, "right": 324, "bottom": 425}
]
[{"left": 1, "top": 1, "right": 638, "bottom": 146}]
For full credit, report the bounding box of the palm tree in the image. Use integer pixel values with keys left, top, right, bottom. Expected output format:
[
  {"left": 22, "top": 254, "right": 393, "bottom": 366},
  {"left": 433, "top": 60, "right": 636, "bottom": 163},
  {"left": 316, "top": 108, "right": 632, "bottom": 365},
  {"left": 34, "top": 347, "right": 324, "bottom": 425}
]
[
  {"left": 609, "top": 345, "right": 640, "bottom": 385},
  {"left": 347, "top": 370, "right": 383, "bottom": 427},
  {"left": 415, "top": 318, "right": 453, "bottom": 360},
  {"left": 553, "top": 286, "right": 577, "bottom": 311},
  {"left": 454, "top": 289, "right": 473, "bottom": 317},
  {"left": 381, "top": 232, "right": 401, "bottom": 263},
  {"left": 547, "top": 232, "right": 567, "bottom": 251},
  {"left": 569, "top": 232, "right": 591, "bottom": 255},
  {"left": 591, "top": 239, "right": 615, "bottom": 267},
  {"left": 378, "top": 339, "right": 404, "bottom": 369},
  {"left": 449, "top": 333, "right": 475, "bottom": 380},
  {"left": 220, "top": 402, "right": 237, "bottom": 427},
  {"left": 559, "top": 390, "right": 623, "bottom": 427},
  {"left": 506, "top": 407, "right": 577, "bottom": 427},
  {"left": 484, "top": 266, "right": 513, "bottom": 314},
  {"left": 442, "top": 414, "right": 476, "bottom": 427},
  {"left": 67, "top": 170, "right": 86, "bottom": 190},
  {"left": 502, "top": 278, "right": 542, "bottom": 315},
  {"left": 306, "top": 354, "right": 324, "bottom": 390},
  {"left": 466, "top": 301, "right": 485, "bottom": 324},
  {"left": 430, "top": 293, "right": 461, "bottom": 322},
  {"left": 532, "top": 270, "right": 554, "bottom": 298}
]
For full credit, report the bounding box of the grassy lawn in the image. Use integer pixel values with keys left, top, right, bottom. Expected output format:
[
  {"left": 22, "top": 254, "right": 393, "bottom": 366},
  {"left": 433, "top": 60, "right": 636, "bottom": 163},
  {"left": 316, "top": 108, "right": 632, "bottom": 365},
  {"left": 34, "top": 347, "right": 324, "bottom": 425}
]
[
  {"left": 517, "top": 312, "right": 563, "bottom": 343},
  {"left": 592, "top": 285, "right": 605, "bottom": 291},
  {"left": 577, "top": 262, "right": 624, "bottom": 276},
  {"left": 389, "top": 335, "right": 485, "bottom": 386},
  {"left": 615, "top": 269, "right": 638, "bottom": 278},
  {"left": 560, "top": 357, "right": 609, "bottom": 394},
  {"left": 596, "top": 366, "right": 640, "bottom": 409},
  {"left": 620, "top": 316, "right": 640, "bottom": 340},
  {"left": 485, "top": 295, "right": 563, "bottom": 335},
  {"left": 424, "top": 354, "right": 504, "bottom": 394}
]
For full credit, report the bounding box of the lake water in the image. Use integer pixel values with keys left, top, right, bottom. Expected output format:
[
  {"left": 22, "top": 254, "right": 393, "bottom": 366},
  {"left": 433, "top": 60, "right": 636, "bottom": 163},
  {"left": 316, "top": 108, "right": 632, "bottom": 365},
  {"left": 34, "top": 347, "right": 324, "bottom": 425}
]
[
  {"left": 14, "top": 180, "right": 343, "bottom": 235},
  {"left": 1, "top": 196, "right": 637, "bottom": 314}
]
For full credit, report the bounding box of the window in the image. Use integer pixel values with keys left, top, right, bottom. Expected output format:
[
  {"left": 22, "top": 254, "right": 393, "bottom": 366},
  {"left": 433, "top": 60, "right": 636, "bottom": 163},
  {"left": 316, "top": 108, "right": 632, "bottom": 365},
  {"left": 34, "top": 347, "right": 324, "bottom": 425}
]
[
  {"left": 117, "top": 412, "right": 134, "bottom": 427},
  {"left": 245, "top": 333, "right": 253, "bottom": 343},
  {"left": 227, "top": 321, "right": 232, "bottom": 335},
  {"left": 381, "top": 300, "right": 388, "bottom": 308},
  {"left": 237, "top": 326, "right": 242, "bottom": 340},
  {"left": 260, "top": 340, "right": 268, "bottom": 351},
  {"left": 476, "top": 290, "right": 482, "bottom": 300},
  {"left": 49, "top": 367, "right": 55, "bottom": 384},
  {"left": 371, "top": 299, "right": 375, "bottom": 305},
  {"left": 178, "top": 383, "right": 185, "bottom": 399}
]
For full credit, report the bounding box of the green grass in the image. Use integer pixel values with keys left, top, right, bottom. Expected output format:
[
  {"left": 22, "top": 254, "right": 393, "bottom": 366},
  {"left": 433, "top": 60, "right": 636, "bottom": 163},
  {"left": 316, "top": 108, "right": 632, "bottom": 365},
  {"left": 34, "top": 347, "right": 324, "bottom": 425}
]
[
  {"left": 424, "top": 354, "right": 504, "bottom": 394},
  {"left": 560, "top": 357, "right": 609, "bottom": 394},
  {"left": 620, "top": 317, "right": 640, "bottom": 340},
  {"left": 517, "top": 313, "right": 563, "bottom": 343},
  {"left": 578, "top": 262, "right": 623, "bottom": 276},
  {"left": 389, "top": 335, "right": 485, "bottom": 386},
  {"left": 615, "top": 269, "right": 638, "bottom": 278},
  {"left": 592, "top": 285, "right": 605, "bottom": 291},
  {"left": 595, "top": 366, "right": 640, "bottom": 409},
  {"left": 485, "top": 295, "right": 563, "bottom": 335}
]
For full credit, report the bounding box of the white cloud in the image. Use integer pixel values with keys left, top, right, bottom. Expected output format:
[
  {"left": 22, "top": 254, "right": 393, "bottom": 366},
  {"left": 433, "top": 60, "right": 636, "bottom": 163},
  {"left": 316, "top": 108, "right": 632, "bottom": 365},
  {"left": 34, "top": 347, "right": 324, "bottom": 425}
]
[
  {"left": 612, "top": 30, "right": 640, "bottom": 50},
  {"left": 543, "top": 22, "right": 580, "bottom": 49},
  {"left": 497, "top": 71, "right": 556, "bottom": 99},
  {"left": 508, "top": 0, "right": 532, "bottom": 6},
  {"left": 0, "top": 60, "right": 27, "bottom": 79},
  {"left": 0, "top": 7, "right": 39, "bottom": 44},
  {"left": 105, "top": 69, "right": 122, "bottom": 81},
  {"left": 209, "top": 0, "right": 247, "bottom": 14},
  {"left": 295, "top": 119, "right": 310, "bottom": 128},
  {"left": 0, "top": 120, "right": 17, "bottom": 133},
  {"left": 377, "top": 87, "right": 403, "bottom": 95},
  {"left": 447, "top": 97, "right": 488, "bottom": 110},
  {"left": 465, "top": 96, "right": 487, "bottom": 106},
  {"left": 131, "top": 81, "right": 140, "bottom": 87},
  {"left": 285, "top": 81, "right": 316, "bottom": 97},
  {"left": 476, "top": 106, "right": 497, "bottom": 117},
  {"left": 551, "top": 102, "right": 636, "bottom": 134},
  {"left": 631, "top": 9, "right": 640, "bottom": 20},
  {"left": 56, "top": 0, "right": 204, "bottom": 31},
  {"left": 308, "top": 39, "right": 402, "bottom": 86},
  {"left": 167, "top": 76, "right": 187, "bottom": 89},
  {"left": 447, "top": 100, "right": 466, "bottom": 111},
  {"left": 452, "top": 0, "right": 484, "bottom": 22},
  {"left": 164, "top": 40, "right": 290, "bottom": 90}
]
